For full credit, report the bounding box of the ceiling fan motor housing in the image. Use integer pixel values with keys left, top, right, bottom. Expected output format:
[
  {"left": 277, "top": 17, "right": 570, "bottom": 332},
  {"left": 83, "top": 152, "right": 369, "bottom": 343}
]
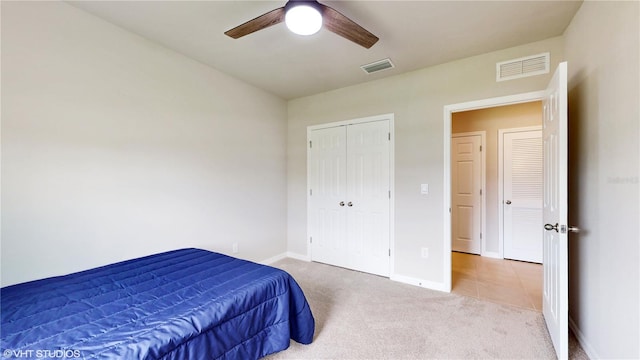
[
  {"left": 284, "top": 0, "right": 324, "bottom": 36},
  {"left": 284, "top": 0, "right": 323, "bottom": 14}
]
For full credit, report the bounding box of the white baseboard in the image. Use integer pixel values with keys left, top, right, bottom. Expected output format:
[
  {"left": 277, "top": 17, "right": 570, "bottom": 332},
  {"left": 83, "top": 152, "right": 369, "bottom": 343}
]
[
  {"left": 258, "top": 252, "right": 288, "bottom": 265},
  {"left": 260, "top": 251, "right": 311, "bottom": 265},
  {"left": 274, "top": 253, "right": 447, "bottom": 293},
  {"left": 390, "top": 273, "right": 449, "bottom": 293},
  {"left": 569, "top": 316, "right": 599, "bottom": 359},
  {"left": 481, "top": 251, "right": 502, "bottom": 259},
  {"left": 285, "top": 252, "right": 311, "bottom": 262}
]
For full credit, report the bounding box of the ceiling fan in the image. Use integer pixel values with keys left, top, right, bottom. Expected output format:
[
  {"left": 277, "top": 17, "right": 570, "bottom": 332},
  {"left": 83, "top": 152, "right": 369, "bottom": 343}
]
[{"left": 224, "top": 0, "right": 379, "bottom": 49}]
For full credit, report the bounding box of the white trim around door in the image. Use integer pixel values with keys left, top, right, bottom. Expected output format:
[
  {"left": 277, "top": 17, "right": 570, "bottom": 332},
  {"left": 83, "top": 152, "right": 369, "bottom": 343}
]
[{"left": 443, "top": 91, "right": 545, "bottom": 292}]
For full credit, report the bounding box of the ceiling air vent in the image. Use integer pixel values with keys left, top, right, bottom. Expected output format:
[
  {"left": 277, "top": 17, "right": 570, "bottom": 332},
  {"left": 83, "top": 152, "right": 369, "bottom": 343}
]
[
  {"left": 496, "top": 53, "right": 549, "bottom": 82},
  {"left": 361, "top": 58, "right": 395, "bottom": 74}
]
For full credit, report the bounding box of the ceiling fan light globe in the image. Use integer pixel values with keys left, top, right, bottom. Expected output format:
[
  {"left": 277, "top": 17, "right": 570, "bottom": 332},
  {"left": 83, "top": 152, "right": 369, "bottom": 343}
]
[{"left": 285, "top": 5, "right": 323, "bottom": 36}]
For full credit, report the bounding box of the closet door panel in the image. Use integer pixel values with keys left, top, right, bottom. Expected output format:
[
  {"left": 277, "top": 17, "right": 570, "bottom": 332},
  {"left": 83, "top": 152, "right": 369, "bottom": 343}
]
[
  {"left": 309, "top": 126, "right": 348, "bottom": 268},
  {"left": 346, "top": 121, "right": 390, "bottom": 277}
]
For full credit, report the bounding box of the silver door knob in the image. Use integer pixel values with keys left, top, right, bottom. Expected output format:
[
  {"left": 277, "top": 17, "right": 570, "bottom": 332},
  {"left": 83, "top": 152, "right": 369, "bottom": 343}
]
[
  {"left": 544, "top": 223, "right": 559, "bottom": 232},
  {"left": 567, "top": 226, "right": 580, "bottom": 233},
  {"left": 505, "top": 200, "right": 512, "bottom": 205},
  {"left": 339, "top": 201, "right": 345, "bottom": 207},
  {"left": 347, "top": 202, "right": 353, "bottom": 207}
]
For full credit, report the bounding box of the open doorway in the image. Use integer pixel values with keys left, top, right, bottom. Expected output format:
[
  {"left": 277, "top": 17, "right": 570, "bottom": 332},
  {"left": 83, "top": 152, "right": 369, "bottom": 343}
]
[
  {"left": 450, "top": 101, "right": 543, "bottom": 310},
  {"left": 445, "top": 63, "right": 570, "bottom": 358}
]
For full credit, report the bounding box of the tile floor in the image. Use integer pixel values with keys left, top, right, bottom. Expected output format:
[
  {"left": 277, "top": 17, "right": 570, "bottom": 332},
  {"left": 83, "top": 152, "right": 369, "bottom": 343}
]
[{"left": 451, "top": 251, "right": 543, "bottom": 311}]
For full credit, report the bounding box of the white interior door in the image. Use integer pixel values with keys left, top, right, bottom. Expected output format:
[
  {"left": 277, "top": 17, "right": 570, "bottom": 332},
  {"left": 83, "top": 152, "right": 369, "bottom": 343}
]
[
  {"left": 308, "top": 119, "right": 391, "bottom": 277},
  {"left": 503, "top": 129, "right": 543, "bottom": 263},
  {"left": 346, "top": 121, "right": 390, "bottom": 276},
  {"left": 542, "top": 62, "right": 570, "bottom": 359},
  {"left": 308, "top": 126, "right": 349, "bottom": 269},
  {"left": 451, "top": 134, "right": 483, "bottom": 254}
]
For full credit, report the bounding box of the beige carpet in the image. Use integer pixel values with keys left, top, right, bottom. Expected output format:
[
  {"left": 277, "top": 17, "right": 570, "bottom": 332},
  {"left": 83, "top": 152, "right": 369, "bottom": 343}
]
[{"left": 267, "top": 258, "right": 588, "bottom": 360}]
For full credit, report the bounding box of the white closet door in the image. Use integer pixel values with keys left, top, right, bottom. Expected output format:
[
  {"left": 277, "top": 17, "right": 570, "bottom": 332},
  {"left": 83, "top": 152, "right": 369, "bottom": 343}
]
[
  {"left": 308, "top": 119, "right": 390, "bottom": 277},
  {"left": 503, "top": 130, "right": 543, "bottom": 263},
  {"left": 308, "top": 126, "right": 348, "bottom": 269},
  {"left": 346, "top": 121, "right": 390, "bottom": 276}
]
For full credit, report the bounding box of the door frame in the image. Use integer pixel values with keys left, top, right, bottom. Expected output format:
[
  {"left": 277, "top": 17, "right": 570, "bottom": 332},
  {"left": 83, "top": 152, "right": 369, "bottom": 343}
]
[
  {"left": 443, "top": 91, "right": 545, "bottom": 292},
  {"left": 451, "top": 131, "right": 487, "bottom": 256},
  {"left": 498, "top": 125, "right": 542, "bottom": 259},
  {"left": 306, "top": 113, "right": 395, "bottom": 275}
]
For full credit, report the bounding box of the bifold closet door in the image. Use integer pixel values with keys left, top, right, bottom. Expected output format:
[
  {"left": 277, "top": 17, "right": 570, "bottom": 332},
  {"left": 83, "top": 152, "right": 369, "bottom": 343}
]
[{"left": 308, "top": 120, "right": 390, "bottom": 277}]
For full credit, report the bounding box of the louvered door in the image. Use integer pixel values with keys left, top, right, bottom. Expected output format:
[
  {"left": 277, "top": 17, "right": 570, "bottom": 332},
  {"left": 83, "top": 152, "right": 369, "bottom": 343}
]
[{"left": 503, "top": 129, "right": 543, "bottom": 263}]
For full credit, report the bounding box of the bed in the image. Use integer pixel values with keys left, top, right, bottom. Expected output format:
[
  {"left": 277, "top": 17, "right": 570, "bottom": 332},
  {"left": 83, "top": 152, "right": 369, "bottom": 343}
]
[{"left": 1, "top": 248, "right": 315, "bottom": 359}]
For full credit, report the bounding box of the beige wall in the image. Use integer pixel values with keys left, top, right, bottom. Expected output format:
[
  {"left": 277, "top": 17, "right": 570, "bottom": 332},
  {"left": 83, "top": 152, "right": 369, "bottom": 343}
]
[
  {"left": 563, "top": 1, "right": 639, "bottom": 358},
  {"left": 452, "top": 102, "right": 542, "bottom": 255},
  {"left": 4, "top": 2, "right": 637, "bottom": 356},
  {"left": 287, "top": 37, "right": 564, "bottom": 288},
  {"left": 1, "top": 2, "right": 288, "bottom": 286}
]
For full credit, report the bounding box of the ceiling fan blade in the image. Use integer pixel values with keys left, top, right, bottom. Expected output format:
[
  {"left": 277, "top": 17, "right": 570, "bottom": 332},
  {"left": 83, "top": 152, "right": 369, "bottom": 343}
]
[
  {"left": 320, "top": 4, "right": 379, "bottom": 49},
  {"left": 225, "top": 7, "right": 286, "bottom": 39}
]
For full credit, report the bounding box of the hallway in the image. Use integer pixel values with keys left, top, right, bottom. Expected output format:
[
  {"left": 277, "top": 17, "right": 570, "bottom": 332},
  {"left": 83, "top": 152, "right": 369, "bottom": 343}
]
[{"left": 452, "top": 251, "right": 542, "bottom": 311}]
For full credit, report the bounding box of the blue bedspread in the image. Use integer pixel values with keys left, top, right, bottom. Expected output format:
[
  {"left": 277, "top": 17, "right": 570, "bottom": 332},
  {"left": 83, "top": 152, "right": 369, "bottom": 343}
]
[{"left": 1, "top": 248, "right": 314, "bottom": 359}]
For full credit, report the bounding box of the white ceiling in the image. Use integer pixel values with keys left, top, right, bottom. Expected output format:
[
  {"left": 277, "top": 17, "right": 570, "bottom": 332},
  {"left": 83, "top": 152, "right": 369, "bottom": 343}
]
[{"left": 67, "top": 1, "right": 583, "bottom": 100}]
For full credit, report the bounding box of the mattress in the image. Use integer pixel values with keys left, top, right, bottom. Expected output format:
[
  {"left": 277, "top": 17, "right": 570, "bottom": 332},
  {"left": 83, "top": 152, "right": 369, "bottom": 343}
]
[{"left": 1, "top": 248, "right": 315, "bottom": 359}]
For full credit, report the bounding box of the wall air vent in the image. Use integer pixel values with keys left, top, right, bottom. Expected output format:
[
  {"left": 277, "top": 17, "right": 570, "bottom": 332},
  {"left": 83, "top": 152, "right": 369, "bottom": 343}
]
[
  {"left": 496, "top": 53, "right": 550, "bottom": 82},
  {"left": 361, "top": 58, "right": 395, "bottom": 74}
]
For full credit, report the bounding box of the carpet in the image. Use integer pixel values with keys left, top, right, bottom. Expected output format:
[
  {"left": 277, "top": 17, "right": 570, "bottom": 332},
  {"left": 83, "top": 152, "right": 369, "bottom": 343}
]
[{"left": 267, "top": 258, "right": 588, "bottom": 359}]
